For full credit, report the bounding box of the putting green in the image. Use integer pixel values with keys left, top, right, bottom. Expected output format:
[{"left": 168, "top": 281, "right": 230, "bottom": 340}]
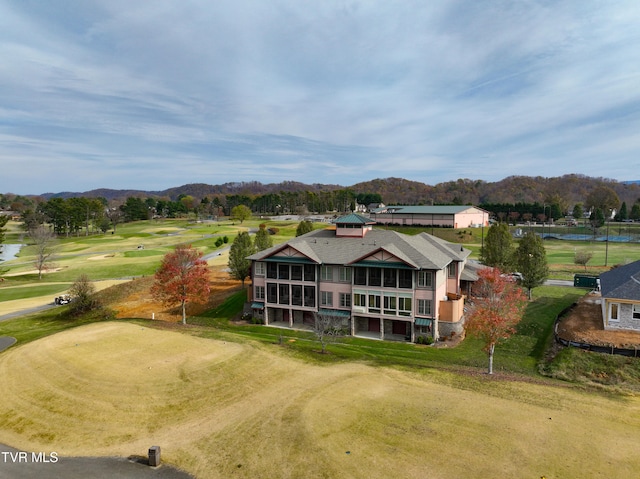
[{"left": 0, "top": 322, "right": 639, "bottom": 479}]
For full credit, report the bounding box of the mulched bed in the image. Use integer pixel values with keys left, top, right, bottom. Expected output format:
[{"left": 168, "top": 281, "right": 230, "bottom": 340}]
[{"left": 556, "top": 292, "right": 640, "bottom": 348}]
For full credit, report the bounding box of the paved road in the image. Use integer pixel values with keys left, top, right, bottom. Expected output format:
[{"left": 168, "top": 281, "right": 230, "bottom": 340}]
[
  {"left": 0, "top": 336, "right": 16, "bottom": 352},
  {"left": 0, "top": 444, "right": 194, "bottom": 479},
  {"left": 0, "top": 304, "right": 56, "bottom": 322},
  {"left": 544, "top": 279, "right": 574, "bottom": 287}
]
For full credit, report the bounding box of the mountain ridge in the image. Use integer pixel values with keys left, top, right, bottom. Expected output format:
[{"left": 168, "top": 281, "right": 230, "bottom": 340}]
[{"left": 29, "top": 175, "right": 640, "bottom": 206}]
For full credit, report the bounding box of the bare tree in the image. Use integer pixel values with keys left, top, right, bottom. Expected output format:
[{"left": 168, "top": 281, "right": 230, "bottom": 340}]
[
  {"left": 29, "top": 225, "right": 57, "bottom": 280},
  {"left": 313, "top": 309, "right": 347, "bottom": 353},
  {"left": 68, "top": 274, "right": 101, "bottom": 316},
  {"left": 574, "top": 250, "right": 593, "bottom": 271}
]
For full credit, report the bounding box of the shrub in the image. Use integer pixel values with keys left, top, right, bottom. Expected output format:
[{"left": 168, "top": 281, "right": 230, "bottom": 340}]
[
  {"left": 416, "top": 335, "right": 434, "bottom": 345},
  {"left": 68, "top": 274, "right": 102, "bottom": 316}
]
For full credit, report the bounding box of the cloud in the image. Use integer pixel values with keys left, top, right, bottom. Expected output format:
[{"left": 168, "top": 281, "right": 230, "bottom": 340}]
[{"left": 1, "top": 0, "right": 639, "bottom": 194}]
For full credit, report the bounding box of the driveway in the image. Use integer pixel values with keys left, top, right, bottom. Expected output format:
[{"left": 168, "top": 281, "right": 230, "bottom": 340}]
[{"left": 0, "top": 444, "right": 194, "bottom": 479}]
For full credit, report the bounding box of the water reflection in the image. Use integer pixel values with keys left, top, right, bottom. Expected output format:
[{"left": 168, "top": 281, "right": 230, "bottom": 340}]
[{"left": 0, "top": 244, "right": 22, "bottom": 262}]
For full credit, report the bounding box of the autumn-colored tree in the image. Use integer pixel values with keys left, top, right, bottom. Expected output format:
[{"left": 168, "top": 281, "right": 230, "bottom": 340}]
[
  {"left": 585, "top": 185, "right": 620, "bottom": 217},
  {"left": 465, "top": 267, "right": 527, "bottom": 374},
  {"left": 151, "top": 244, "right": 210, "bottom": 324}
]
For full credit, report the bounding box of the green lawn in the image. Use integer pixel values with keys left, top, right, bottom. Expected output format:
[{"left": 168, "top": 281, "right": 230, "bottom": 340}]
[{"left": 0, "top": 283, "right": 71, "bottom": 302}]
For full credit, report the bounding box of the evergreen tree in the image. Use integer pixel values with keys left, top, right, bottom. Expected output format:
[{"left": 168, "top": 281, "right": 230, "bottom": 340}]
[
  {"left": 254, "top": 224, "right": 273, "bottom": 251},
  {"left": 295, "top": 220, "right": 314, "bottom": 237},
  {"left": 480, "top": 223, "right": 513, "bottom": 271},
  {"left": 630, "top": 202, "right": 640, "bottom": 222},
  {"left": 514, "top": 232, "right": 549, "bottom": 300},
  {"left": 617, "top": 201, "right": 628, "bottom": 221},
  {"left": 228, "top": 232, "right": 254, "bottom": 287},
  {"left": 0, "top": 215, "right": 8, "bottom": 247},
  {"left": 590, "top": 207, "right": 606, "bottom": 230},
  {"left": 572, "top": 203, "right": 583, "bottom": 223}
]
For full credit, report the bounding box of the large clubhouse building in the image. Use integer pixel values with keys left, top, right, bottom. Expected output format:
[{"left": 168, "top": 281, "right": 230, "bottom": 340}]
[
  {"left": 370, "top": 205, "right": 489, "bottom": 228},
  {"left": 247, "top": 214, "right": 476, "bottom": 343}
]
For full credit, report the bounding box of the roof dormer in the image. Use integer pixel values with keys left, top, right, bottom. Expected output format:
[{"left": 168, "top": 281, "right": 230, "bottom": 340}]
[{"left": 334, "top": 213, "right": 376, "bottom": 238}]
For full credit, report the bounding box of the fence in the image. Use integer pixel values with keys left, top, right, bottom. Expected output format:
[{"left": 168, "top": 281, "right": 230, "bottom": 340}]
[{"left": 554, "top": 304, "right": 640, "bottom": 358}]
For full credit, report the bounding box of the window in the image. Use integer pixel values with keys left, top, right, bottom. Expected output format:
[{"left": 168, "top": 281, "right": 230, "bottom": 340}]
[
  {"left": 368, "top": 293, "right": 381, "bottom": 313},
  {"left": 398, "top": 296, "right": 412, "bottom": 316},
  {"left": 278, "top": 264, "right": 290, "bottom": 280},
  {"left": 291, "top": 265, "right": 303, "bottom": 281},
  {"left": 339, "top": 267, "right": 352, "bottom": 283},
  {"left": 447, "top": 262, "right": 457, "bottom": 278},
  {"left": 383, "top": 294, "right": 396, "bottom": 315},
  {"left": 610, "top": 303, "right": 619, "bottom": 321},
  {"left": 417, "top": 271, "right": 433, "bottom": 288},
  {"left": 255, "top": 262, "right": 265, "bottom": 277},
  {"left": 354, "top": 267, "right": 367, "bottom": 285},
  {"left": 634, "top": 304, "right": 640, "bottom": 320},
  {"left": 304, "top": 264, "right": 316, "bottom": 282},
  {"left": 267, "top": 263, "right": 278, "bottom": 279},
  {"left": 353, "top": 292, "right": 366, "bottom": 307},
  {"left": 304, "top": 286, "right": 316, "bottom": 307},
  {"left": 418, "top": 299, "right": 432, "bottom": 316},
  {"left": 278, "top": 284, "right": 289, "bottom": 305},
  {"left": 398, "top": 269, "right": 413, "bottom": 289},
  {"left": 339, "top": 293, "right": 351, "bottom": 308},
  {"left": 320, "top": 291, "right": 333, "bottom": 307},
  {"left": 320, "top": 265, "right": 333, "bottom": 281},
  {"left": 369, "top": 268, "right": 382, "bottom": 287},
  {"left": 267, "top": 283, "right": 277, "bottom": 303},
  {"left": 255, "top": 286, "right": 265, "bottom": 300},
  {"left": 291, "top": 285, "right": 302, "bottom": 306},
  {"left": 384, "top": 269, "right": 397, "bottom": 288}
]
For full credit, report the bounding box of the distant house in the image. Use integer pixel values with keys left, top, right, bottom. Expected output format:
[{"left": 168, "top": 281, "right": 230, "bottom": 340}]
[
  {"left": 247, "top": 213, "right": 474, "bottom": 343},
  {"left": 370, "top": 205, "right": 489, "bottom": 228},
  {"left": 600, "top": 260, "right": 640, "bottom": 332}
]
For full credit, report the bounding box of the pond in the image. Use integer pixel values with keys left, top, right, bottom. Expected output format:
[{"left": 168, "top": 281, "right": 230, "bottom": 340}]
[{"left": 0, "top": 244, "right": 22, "bottom": 262}]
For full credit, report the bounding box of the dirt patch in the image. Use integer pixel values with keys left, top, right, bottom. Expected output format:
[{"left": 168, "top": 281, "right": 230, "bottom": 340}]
[
  {"left": 88, "top": 254, "right": 116, "bottom": 261},
  {"left": 113, "top": 265, "right": 242, "bottom": 322},
  {"left": 556, "top": 292, "right": 640, "bottom": 348},
  {"left": 4, "top": 268, "right": 62, "bottom": 277}
]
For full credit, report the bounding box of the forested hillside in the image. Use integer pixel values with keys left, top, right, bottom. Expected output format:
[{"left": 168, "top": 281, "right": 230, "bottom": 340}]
[{"left": 4, "top": 175, "right": 639, "bottom": 213}]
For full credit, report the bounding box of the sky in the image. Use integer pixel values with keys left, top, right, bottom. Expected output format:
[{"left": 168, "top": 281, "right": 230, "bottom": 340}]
[{"left": 1, "top": 1, "right": 640, "bottom": 195}]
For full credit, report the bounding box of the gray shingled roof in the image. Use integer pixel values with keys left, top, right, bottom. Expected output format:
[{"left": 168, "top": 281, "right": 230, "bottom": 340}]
[
  {"left": 248, "top": 228, "right": 471, "bottom": 270},
  {"left": 600, "top": 260, "right": 640, "bottom": 301}
]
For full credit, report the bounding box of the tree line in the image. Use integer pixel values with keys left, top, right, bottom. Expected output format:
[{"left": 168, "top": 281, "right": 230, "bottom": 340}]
[{"left": 4, "top": 180, "right": 640, "bottom": 239}]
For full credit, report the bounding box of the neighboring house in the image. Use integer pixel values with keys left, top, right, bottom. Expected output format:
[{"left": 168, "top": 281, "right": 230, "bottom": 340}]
[
  {"left": 247, "top": 213, "right": 473, "bottom": 342},
  {"left": 600, "top": 260, "right": 640, "bottom": 332},
  {"left": 370, "top": 205, "right": 489, "bottom": 228}
]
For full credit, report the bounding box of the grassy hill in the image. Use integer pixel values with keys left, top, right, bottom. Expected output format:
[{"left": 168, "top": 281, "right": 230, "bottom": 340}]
[{"left": 1, "top": 321, "right": 639, "bottom": 479}]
